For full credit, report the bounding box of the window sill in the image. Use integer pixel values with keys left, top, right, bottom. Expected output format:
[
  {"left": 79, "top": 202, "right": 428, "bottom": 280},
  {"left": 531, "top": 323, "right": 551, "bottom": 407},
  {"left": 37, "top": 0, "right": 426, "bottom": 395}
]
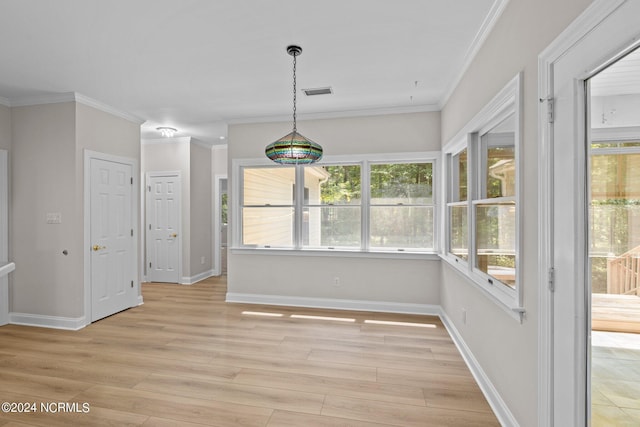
[
  {"left": 231, "top": 247, "right": 440, "bottom": 261},
  {"left": 440, "top": 253, "right": 525, "bottom": 323}
]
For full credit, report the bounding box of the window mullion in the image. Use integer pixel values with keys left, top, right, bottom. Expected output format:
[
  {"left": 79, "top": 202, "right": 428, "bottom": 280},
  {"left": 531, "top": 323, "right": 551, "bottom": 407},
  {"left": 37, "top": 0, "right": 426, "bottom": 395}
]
[
  {"left": 294, "top": 165, "right": 305, "bottom": 249},
  {"left": 468, "top": 133, "right": 479, "bottom": 274},
  {"left": 362, "top": 160, "right": 370, "bottom": 251}
]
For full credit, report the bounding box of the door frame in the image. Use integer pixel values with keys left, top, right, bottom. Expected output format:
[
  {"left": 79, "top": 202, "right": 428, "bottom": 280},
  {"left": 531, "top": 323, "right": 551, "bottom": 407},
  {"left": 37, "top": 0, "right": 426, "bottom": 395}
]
[
  {"left": 213, "top": 174, "right": 227, "bottom": 276},
  {"left": 538, "top": 0, "right": 640, "bottom": 424},
  {"left": 84, "top": 150, "right": 140, "bottom": 326},
  {"left": 145, "top": 171, "right": 182, "bottom": 283}
]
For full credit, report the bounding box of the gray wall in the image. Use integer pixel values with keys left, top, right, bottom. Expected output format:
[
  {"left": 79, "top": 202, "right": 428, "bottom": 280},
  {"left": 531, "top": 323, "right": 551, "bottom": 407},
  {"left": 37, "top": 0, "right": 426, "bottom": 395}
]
[
  {"left": 0, "top": 105, "right": 10, "bottom": 150},
  {"left": 11, "top": 102, "right": 80, "bottom": 317},
  {"left": 190, "top": 142, "right": 213, "bottom": 276},
  {"left": 228, "top": 112, "right": 441, "bottom": 306},
  {"left": 10, "top": 101, "right": 140, "bottom": 319},
  {"left": 439, "top": 0, "right": 592, "bottom": 425}
]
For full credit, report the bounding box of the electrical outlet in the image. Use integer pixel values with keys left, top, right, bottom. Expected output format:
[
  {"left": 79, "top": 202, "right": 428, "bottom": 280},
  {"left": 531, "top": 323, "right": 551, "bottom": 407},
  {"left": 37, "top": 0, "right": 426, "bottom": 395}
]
[
  {"left": 200, "top": 256, "right": 205, "bottom": 265},
  {"left": 333, "top": 277, "right": 341, "bottom": 287}
]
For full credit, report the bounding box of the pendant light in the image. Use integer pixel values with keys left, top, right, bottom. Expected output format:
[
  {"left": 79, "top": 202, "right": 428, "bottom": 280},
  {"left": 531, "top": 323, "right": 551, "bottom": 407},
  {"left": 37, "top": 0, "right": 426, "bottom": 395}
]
[{"left": 265, "top": 45, "right": 323, "bottom": 164}]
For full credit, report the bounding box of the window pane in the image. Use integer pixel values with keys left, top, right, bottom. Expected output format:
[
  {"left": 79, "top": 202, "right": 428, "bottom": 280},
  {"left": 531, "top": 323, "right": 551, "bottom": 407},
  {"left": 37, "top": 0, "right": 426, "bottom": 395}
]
[
  {"left": 371, "top": 163, "right": 433, "bottom": 204},
  {"left": 370, "top": 206, "right": 433, "bottom": 249},
  {"left": 243, "top": 167, "right": 295, "bottom": 205},
  {"left": 449, "top": 204, "right": 468, "bottom": 260},
  {"left": 452, "top": 149, "right": 468, "bottom": 202},
  {"left": 306, "top": 165, "right": 361, "bottom": 205},
  {"left": 242, "top": 207, "right": 294, "bottom": 246},
  {"left": 475, "top": 202, "right": 516, "bottom": 287},
  {"left": 304, "top": 206, "right": 361, "bottom": 248},
  {"left": 590, "top": 151, "right": 640, "bottom": 294},
  {"left": 482, "top": 114, "right": 515, "bottom": 198}
]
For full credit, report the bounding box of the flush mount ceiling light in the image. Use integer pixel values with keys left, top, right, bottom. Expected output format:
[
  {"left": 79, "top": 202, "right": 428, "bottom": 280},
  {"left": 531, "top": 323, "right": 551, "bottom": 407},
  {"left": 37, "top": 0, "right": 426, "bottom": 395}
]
[
  {"left": 157, "top": 127, "right": 177, "bottom": 138},
  {"left": 265, "top": 45, "right": 323, "bottom": 164}
]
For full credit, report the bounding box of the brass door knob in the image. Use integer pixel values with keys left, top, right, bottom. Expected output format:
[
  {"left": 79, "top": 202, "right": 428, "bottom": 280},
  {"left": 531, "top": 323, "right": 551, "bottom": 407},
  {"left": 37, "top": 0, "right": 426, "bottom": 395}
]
[
  {"left": 92, "top": 245, "right": 106, "bottom": 251},
  {"left": 170, "top": 233, "right": 178, "bottom": 238}
]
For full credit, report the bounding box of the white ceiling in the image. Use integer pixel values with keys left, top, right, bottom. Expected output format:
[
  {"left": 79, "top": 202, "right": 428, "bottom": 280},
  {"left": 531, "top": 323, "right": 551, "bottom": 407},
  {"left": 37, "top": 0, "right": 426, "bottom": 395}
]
[
  {"left": 0, "top": 0, "right": 502, "bottom": 144},
  {"left": 591, "top": 47, "right": 640, "bottom": 97}
]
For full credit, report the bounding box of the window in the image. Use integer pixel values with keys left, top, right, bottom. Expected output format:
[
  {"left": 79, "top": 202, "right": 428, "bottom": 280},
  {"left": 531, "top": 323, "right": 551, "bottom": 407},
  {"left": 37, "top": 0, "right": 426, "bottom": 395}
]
[
  {"left": 370, "top": 162, "right": 434, "bottom": 250},
  {"left": 443, "top": 73, "right": 522, "bottom": 318},
  {"left": 475, "top": 113, "right": 517, "bottom": 288},
  {"left": 235, "top": 154, "right": 437, "bottom": 255},
  {"left": 447, "top": 148, "right": 468, "bottom": 261}
]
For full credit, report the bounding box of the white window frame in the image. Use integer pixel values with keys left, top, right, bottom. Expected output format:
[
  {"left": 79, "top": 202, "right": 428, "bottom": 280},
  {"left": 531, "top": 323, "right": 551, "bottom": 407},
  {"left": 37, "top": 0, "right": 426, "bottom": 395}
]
[
  {"left": 442, "top": 73, "right": 524, "bottom": 321},
  {"left": 232, "top": 152, "right": 440, "bottom": 260}
]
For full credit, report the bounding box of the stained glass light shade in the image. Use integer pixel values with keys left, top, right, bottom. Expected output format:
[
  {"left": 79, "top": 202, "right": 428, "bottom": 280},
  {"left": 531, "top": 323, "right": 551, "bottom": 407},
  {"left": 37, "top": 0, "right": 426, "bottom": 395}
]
[{"left": 265, "top": 130, "right": 323, "bottom": 164}]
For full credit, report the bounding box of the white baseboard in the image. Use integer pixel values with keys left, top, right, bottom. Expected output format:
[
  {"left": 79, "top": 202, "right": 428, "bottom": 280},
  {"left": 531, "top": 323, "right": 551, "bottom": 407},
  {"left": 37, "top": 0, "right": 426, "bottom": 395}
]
[
  {"left": 180, "top": 269, "right": 214, "bottom": 285},
  {"left": 9, "top": 312, "right": 86, "bottom": 331},
  {"left": 225, "top": 292, "right": 441, "bottom": 316},
  {"left": 137, "top": 295, "right": 144, "bottom": 306},
  {"left": 440, "top": 311, "right": 519, "bottom": 427}
]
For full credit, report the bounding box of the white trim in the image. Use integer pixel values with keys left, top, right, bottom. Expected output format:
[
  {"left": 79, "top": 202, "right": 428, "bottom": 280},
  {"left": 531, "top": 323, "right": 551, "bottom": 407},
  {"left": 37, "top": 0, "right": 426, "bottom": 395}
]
[
  {"left": 84, "top": 150, "right": 140, "bottom": 326},
  {"left": 225, "top": 293, "right": 441, "bottom": 316},
  {"left": 226, "top": 104, "right": 440, "bottom": 125},
  {"left": 180, "top": 269, "right": 214, "bottom": 285},
  {"left": 231, "top": 247, "right": 439, "bottom": 261},
  {"left": 537, "top": 1, "right": 635, "bottom": 425},
  {"left": 441, "top": 72, "right": 524, "bottom": 319},
  {"left": 591, "top": 126, "right": 640, "bottom": 141},
  {"left": 439, "top": 0, "right": 511, "bottom": 109},
  {"left": 440, "top": 310, "right": 519, "bottom": 427},
  {"left": 0, "top": 150, "right": 8, "bottom": 264},
  {"left": 8, "top": 92, "right": 144, "bottom": 124},
  {"left": 137, "top": 295, "right": 144, "bottom": 306},
  {"left": 9, "top": 312, "right": 86, "bottom": 331},
  {"left": 145, "top": 171, "right": 183, "bottom": 284}
]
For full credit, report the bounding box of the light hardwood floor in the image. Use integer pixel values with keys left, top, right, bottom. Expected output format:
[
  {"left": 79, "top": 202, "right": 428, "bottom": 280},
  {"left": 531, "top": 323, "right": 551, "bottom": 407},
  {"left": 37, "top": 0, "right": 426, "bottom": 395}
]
[{"left": 0, "top": 277, "right": 499, "bottom": 426}]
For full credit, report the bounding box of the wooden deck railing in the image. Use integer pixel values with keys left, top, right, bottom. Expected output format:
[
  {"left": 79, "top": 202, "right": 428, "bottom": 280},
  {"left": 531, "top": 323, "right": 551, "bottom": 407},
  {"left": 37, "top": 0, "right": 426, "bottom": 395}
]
[{"left": 607, "top": 245, "right": 640, "bottom": 295}]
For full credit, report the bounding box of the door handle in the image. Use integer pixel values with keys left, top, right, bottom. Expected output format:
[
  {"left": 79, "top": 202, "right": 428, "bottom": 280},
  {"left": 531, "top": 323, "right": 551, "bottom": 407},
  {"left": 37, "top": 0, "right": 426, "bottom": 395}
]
[
  {"left": 170, "top": 233, "right": 178, "bottom": 238},
  {"left": 92, "top": 244, "right": 106, "bottom": 251}
]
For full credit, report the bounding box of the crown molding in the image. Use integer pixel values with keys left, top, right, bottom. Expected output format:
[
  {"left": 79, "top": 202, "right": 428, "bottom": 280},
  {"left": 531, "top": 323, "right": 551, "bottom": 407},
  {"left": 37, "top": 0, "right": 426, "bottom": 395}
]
[
  {"left": 7, "top": 92, "right": 145, "bottom": 124},
  {"left": 74, "top": 93, "right": 145, "bottom": 124},
  {"left": 226, "top": 103, "right": 440, "bottom": 125},
  {"left": 439, "top": 0, "right": 511, "bottom": 109}
]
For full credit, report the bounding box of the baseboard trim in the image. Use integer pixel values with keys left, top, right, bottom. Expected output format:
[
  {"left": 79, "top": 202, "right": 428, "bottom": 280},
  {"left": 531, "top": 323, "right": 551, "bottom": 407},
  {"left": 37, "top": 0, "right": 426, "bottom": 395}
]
[
  {"left": 137, "top": 295, "right": 144, "bottom": 306},
  {"left": 225, "top": 292, "right": 441, "bottom": 316},
  {"left": 180, "top": 270, "right": 214, "bottom": 285},
  {"left": 440, "top": 311, "right": 519, "bottom": 427},
  {"left": 9, "top": 312, "right": 86, "bottom": 331}
]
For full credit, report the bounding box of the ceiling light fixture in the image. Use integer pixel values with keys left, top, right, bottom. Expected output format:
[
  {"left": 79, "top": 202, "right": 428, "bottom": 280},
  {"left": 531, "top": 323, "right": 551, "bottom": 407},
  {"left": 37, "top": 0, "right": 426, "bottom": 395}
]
[
  {"left": 265, "top": 45, "right": 323, "bottom": 164},
  {"left": 157, "top": 127, "right": 177, "bottom": 138}
]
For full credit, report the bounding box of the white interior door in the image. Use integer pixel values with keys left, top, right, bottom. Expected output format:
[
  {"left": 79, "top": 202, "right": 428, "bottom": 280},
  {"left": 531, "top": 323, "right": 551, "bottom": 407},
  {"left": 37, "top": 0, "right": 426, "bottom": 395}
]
[
  {"left": 146, "top": 174, "right": 181, "bottom": 283},
  {"left": 90, "top": 158, "right": 135, "bottom": 322}
]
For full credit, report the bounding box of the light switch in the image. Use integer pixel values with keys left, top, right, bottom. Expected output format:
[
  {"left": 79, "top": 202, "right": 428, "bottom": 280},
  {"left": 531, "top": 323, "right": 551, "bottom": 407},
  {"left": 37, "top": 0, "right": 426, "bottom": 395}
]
[{"left": 46, "top": 212, "right": 62, "bottom": 224}]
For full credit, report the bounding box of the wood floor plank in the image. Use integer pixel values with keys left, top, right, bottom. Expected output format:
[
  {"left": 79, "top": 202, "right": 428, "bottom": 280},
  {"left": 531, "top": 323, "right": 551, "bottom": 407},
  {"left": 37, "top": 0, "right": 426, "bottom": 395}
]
[
  {"left": 233, "top": 368, "right": 427, "bottom": 406},
  {"left": 0, "top": 277, "right": 497, "bottom": 426},
  {"left": 134, "top": 373, "right": 325, "bottom": 414},
  {"left": 75, "top": 385, "right": 273, "bottom": 427},
  {"left": 321, "top": 395, "right": 500, "bottom": 427},
  {"left": 266, "top": 410, "right": 397, "bottom": 427}
]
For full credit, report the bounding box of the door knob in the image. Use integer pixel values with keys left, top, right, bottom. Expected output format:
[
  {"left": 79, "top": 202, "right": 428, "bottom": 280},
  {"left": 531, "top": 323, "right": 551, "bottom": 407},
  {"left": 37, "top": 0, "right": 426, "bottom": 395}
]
[
  {"left": 92, "top": 244, "right": 106, "bottom": 251},
  {"left": 170, "top": 233, "right": 178, "bottom": 238}
]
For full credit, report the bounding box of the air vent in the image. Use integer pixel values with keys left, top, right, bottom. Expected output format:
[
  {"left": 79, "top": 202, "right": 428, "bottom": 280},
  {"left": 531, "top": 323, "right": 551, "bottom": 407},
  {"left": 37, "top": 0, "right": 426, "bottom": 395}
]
[{"left": 303, "top": 87, "right": 333, "bottom": 96}]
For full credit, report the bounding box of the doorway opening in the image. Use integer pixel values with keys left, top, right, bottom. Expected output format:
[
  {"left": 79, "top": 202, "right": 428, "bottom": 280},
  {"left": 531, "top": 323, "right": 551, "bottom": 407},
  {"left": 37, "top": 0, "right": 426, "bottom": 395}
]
[{"left": 588, "top": 46, "right": 640, "bottom": 425}]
